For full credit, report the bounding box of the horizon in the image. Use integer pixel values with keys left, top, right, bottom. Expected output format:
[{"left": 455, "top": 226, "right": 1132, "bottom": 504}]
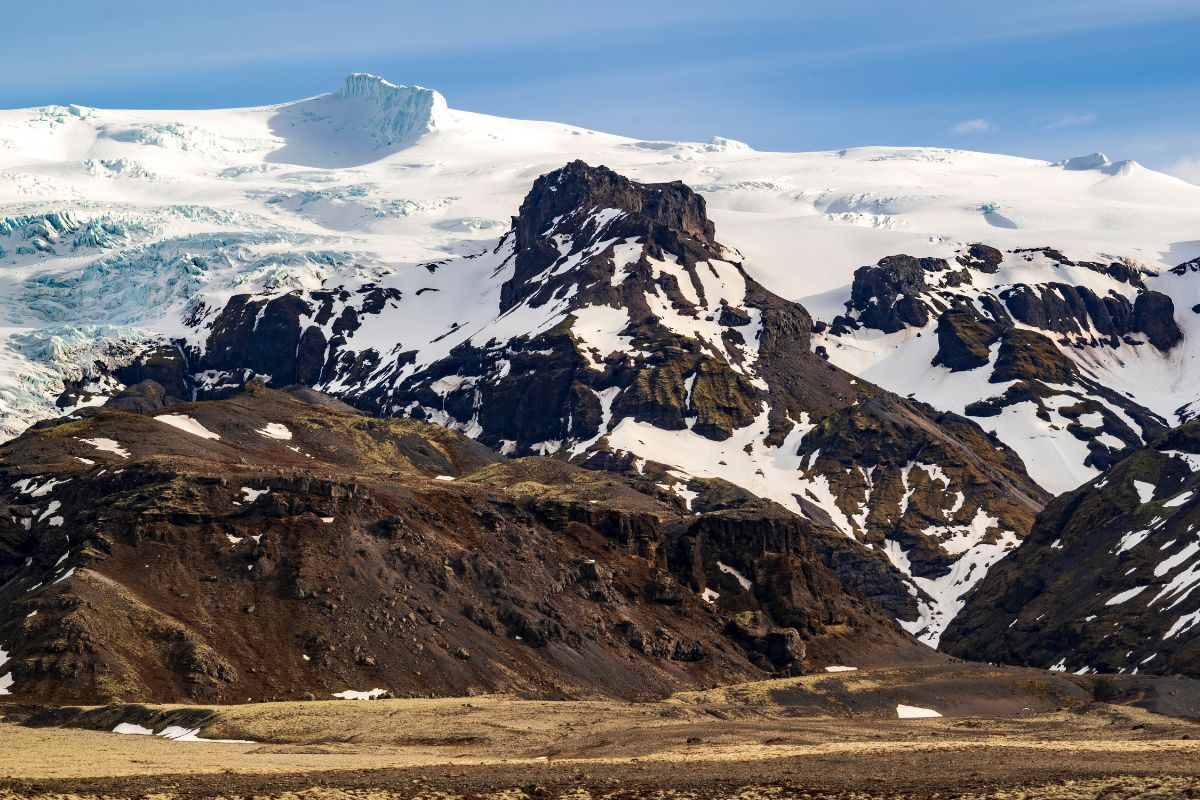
[{"left": 2, "top": 1, "right": 1198, "bottom": 182}]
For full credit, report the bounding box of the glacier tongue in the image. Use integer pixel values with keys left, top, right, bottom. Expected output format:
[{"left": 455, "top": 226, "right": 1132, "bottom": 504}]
[{"left": 0, "top": 326, "right": 155, "bottom": 440}]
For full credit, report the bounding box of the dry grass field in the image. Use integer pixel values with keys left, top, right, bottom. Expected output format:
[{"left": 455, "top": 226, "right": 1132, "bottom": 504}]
[{"left": 2, "top": 667, "right": 1199, "bottom": 798}]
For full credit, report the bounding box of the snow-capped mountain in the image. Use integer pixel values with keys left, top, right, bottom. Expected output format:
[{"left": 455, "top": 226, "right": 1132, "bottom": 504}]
[
  {"left": 65, "top": 155, "right": 1048, "bottom": 646},
  {"left": 1, "top": 73, "right": 1198, "bottom": 650}
]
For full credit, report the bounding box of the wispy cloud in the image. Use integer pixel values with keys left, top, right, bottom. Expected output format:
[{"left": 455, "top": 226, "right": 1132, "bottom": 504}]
[
  {"left": 1165, "top": 155, "right": 1200, "bottom": 185},
  {"left": 951, "top": 119, "right": 995, "bottom": 134},
  {"left": 1044, "top": 111, "right": 1097, "bottom": 129}
]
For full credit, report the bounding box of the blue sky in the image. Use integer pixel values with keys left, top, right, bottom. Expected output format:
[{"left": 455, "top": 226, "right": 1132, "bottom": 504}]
[{"left": 4, "top": 1, "right": 1199, "bottom": 179}]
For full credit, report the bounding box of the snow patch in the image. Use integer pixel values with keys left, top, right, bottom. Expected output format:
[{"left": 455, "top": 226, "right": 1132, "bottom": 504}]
[
  {"left": 155, "top": 414, "right": 220, "bottom": 440},
  {"left": 240, "top": 486, "right": 269, "bottom": 503},
  {"left": 1105, "top": 586, "right": 1148, "bottom": 606},
  {"left": 717, "top": 561, "right": 753, "bottom": 591},
  {"left": 332, "top": 688, "right": 388, "bottom": 700},
  {"left": 79, "top": 437, "right": 131, "bottom": 458},
  {"left": 896, "top": 704, "right": 942, "bottom": 719},
  {"left": 255, "top": 422, "right": 292, "bottom": 440}
]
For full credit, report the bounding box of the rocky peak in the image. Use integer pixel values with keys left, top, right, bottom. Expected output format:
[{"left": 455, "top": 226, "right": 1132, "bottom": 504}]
[
  {"left": 1170, "top": 256, "right": 1200, "bottom": 276},
  {"left": 500, "top": 161, "right": 723, "bottom": 314},
  {"left": 955, "top": 243, "right": 1003, "bottom": 273},
  {"left": 107, "top": 165, "right": 1055, "bottom": 649},
  {"left": 815, "top": 243, "right": 1179, "bottom": 491},
  {"left": 513, "top": 160, "right": 716, "bottom": 251}
]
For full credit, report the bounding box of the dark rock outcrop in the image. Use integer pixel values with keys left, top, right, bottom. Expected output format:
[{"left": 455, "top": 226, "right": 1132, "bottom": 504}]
[
  {"left": 933, "top": 309, "right": 1003, "bottom": 371},
  {"left": 1133, "top": 290, "right": 1183, "bottom": 351},
  {"left": 990, "top": 329, "right": 1078, "bottom": 385},
  {"left": 956, "top": 243, "right": 1003, "bottom": 273},
  {"left": 839, "top": 255, "right": 954, "bottom": 334}
]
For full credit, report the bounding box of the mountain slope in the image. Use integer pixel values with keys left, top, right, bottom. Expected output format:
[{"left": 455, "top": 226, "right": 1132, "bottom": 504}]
[
  {"left": 813, "top": 245, "right": 1190, "bottom": 494},
  {"left": 0, "top": 383, "right": 928, "bottom": 704},
  {"left": 941, "top": 419, "right": 1200, "bottom": 676}
]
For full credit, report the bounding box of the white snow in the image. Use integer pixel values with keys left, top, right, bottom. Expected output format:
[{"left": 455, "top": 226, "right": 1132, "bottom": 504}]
[
  {"left": 824, "top": 665, "right": 858, "bottom": 673},
  {"left": 0, "top": 645, "right": 10, "bottom": 696},
  {"left": 1163, "top": 491, "right": 1194, "bottom": 508},
  {"left": 14, "top": 477, "right": 71, "bottom": 498},
  {"left": 1114, "top": 529, "right": 1151, "bottom": 555},
  {"left": 157, "top": 725, "right": 253, "bottom": 743},
  {"left": 1133, "top": 481, "right": 1156, "bottom": 505},
  {"left": 569, "top": 304, "right": 636, "bottom": 370},
  {"left": 1164, "top": 609, "right": 1200, "bottom": 640},
  {"left": 79, "top": 437, "right": 130, "bottom": 458},
  {"left": 882, "top": 527, "right": 1020, "bottom": 647},
  {"left": 659, "top": 476, "right": 699, "bottom": 510},
  {"left": 113, "top": 722, "right": 252, "bottom": 743},
  {"left": 256, "top": 422, "right": 292, "bottom": 440},
  {"left": 1154, "top": 541, "right": 1200, "bottom": 578},
  {"left": 240, "top": 486, "right": 269, "bottom": 502},
  {"left": 717, "top": 561, "right": 753, "bottom": 591},
  {"left": 1105, "top": 586, "right": 1149, "bottom": 606},
  {"left": 332, "top": 688, "right": 387, "bottom": 700},
  {"left": 896, "top": 704, "right": 942, "bottom": 719},
  {"left": 155, "top": 414, "right": 221, "bottom": 440}
]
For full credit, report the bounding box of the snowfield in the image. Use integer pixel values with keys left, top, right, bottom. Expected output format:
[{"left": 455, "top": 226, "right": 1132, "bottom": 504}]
[{"left": 1, "top": 74, "right": 1197, "bottom": 445}]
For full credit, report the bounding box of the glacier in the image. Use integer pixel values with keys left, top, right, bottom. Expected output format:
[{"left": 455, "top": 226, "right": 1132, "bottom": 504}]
[{"left": 337, "top": 73, "right": 447, "bottom": 148}]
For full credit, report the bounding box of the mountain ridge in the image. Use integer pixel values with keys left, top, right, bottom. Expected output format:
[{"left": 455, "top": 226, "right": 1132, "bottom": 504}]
[
  {"left": 942, "top": 416, "right": 1200, "bottom": 677},
  {"left": 0, "top": 74, "right": 1197, "bottom": 670},
  {"left": 0, "top": 381, "right": 932, "bottom": 704}
]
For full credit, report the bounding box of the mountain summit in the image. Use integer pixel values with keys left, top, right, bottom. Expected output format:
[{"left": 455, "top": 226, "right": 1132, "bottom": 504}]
[{"left": 335, "top": 73, "right": 448, "bottom": 148}]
